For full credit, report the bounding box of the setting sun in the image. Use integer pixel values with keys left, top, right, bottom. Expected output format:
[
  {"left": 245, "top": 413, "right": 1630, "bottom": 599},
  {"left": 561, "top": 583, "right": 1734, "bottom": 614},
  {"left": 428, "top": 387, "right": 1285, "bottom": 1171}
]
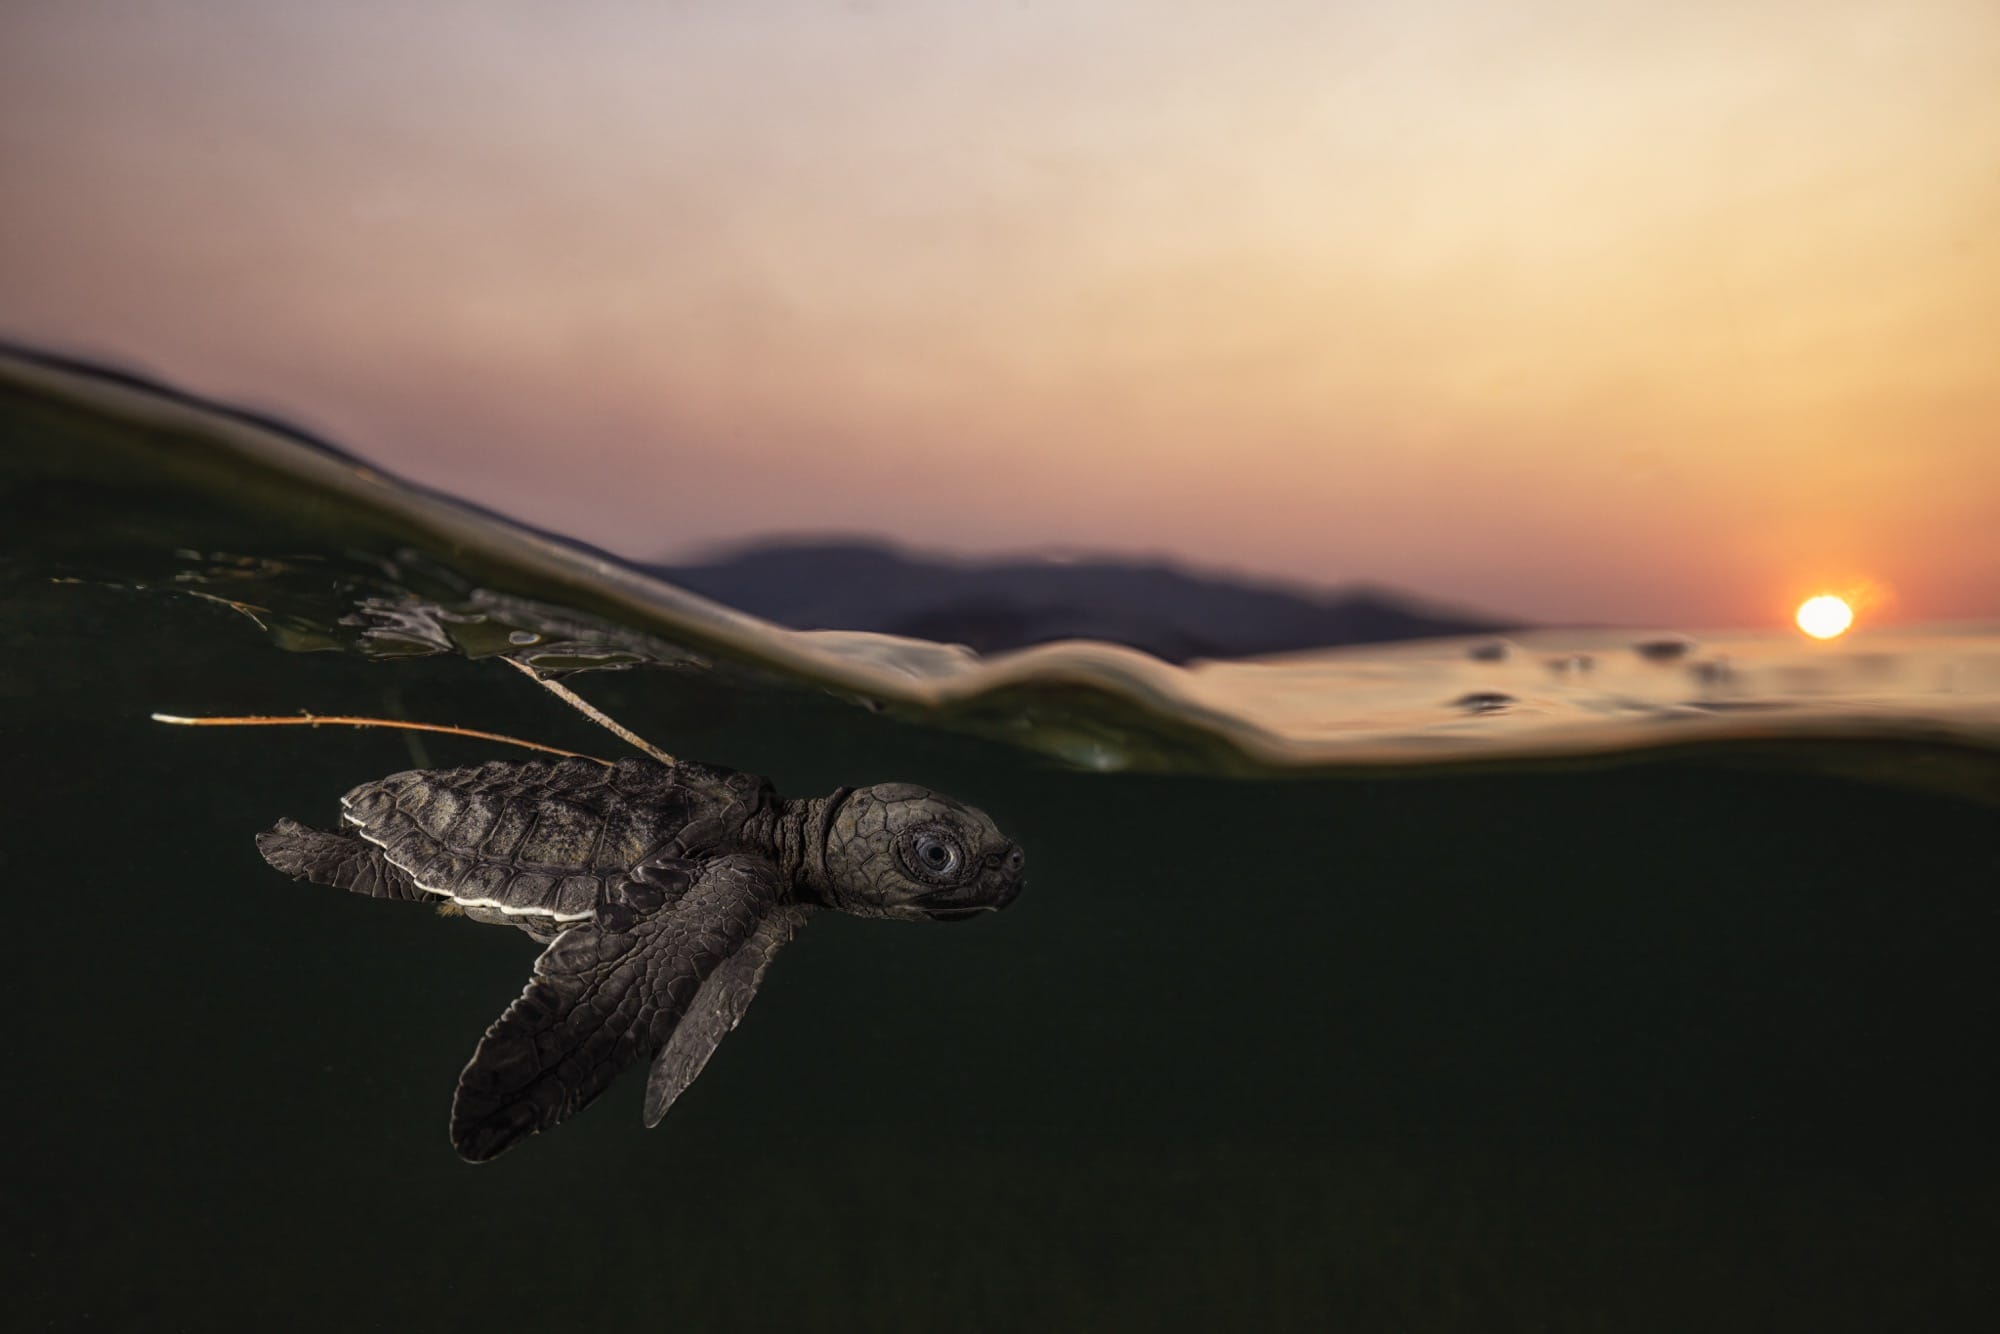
[{"left": 1796, "top": 595, "right": 1855, "bottom": 640}]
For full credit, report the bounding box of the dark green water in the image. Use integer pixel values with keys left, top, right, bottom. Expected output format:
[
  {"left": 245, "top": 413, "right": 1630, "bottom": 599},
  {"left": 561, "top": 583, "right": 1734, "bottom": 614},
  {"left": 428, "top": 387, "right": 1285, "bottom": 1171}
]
[{"left": 5, "top": 352, "right": 1998, "bottom": 1330}]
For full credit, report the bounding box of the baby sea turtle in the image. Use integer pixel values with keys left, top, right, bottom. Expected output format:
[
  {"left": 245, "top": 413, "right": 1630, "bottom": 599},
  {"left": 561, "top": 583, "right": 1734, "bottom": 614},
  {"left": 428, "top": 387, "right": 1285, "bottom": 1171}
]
[{"left": 258, "top": 755, "right": 1025, "bottom": 1162}]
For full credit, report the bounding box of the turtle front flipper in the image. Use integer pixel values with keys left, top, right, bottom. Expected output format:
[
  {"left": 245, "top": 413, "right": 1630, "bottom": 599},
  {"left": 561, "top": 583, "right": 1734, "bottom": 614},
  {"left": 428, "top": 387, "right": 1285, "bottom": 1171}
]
[
  {"left": 450, "top": 854, "right": 788, "bottom": 1163},
  {"left": 643, "top": 903, "right": 810, "bottom": 1127},
  {"left": 256, "top": 819, "right": 422, "bottom": 901}
]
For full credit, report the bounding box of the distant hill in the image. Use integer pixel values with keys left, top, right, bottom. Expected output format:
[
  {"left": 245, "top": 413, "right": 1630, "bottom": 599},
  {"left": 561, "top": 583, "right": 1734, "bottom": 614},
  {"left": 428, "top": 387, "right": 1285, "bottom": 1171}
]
[{"left": 652, "top": 540, "right": 1521, "bottom": 663}]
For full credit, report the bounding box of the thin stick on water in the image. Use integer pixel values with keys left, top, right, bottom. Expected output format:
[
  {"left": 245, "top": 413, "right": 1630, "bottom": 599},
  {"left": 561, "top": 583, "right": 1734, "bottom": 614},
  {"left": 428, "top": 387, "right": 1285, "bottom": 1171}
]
[
  {"left": 149, "top": 712, "right": 608, "bottom": 763},
  {"left": 499, "top": 656, "right": 676, "bottom": 765}
]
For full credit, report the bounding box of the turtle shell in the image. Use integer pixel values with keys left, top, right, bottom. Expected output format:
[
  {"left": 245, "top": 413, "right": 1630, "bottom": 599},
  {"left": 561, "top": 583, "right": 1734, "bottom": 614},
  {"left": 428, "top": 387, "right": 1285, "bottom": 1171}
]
[{"left": 338, "top": 756, "right": 770, "bottom": 924}]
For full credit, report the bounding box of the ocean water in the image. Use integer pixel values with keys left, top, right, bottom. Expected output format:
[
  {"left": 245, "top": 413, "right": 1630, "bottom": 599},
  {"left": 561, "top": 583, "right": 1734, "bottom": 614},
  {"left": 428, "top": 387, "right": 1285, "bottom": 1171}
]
[{"left": 4, "top": 349, "right": 1997, "bottom": 1331}]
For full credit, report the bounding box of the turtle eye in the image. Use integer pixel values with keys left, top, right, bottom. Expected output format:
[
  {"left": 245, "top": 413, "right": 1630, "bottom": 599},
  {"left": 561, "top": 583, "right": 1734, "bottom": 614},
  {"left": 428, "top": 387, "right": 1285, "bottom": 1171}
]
[{"left": 908, "top": 831, "right": 963, "bottom": 880}]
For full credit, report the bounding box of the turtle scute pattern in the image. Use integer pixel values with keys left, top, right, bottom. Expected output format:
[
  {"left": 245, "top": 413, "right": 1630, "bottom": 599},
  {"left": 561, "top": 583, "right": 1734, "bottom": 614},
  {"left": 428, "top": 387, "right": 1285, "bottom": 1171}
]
[{"left": 336, "top": 757, "right": 764, "bottom": 924}]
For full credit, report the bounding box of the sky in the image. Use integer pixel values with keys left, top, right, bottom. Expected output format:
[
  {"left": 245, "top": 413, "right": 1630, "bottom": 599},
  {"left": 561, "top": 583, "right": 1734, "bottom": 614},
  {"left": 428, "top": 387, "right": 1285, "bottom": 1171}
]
[{"left": 2, "top": 0, "right": 1996, "bottom": 628}]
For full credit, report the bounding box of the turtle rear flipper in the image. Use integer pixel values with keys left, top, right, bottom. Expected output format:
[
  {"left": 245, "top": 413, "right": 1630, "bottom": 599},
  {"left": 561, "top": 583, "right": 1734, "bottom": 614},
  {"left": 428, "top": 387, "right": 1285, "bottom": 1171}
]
[{"left": 257, "top": 819, "right": 422, "bottom": 901}]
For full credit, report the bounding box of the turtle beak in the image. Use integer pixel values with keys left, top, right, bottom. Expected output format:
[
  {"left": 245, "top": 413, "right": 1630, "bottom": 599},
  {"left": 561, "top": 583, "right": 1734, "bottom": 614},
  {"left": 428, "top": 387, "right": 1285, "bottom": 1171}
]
[
  {"left": 925, "top": 904, "right": 996, "bottom": 923},
  {"left": 989, "top": 876, "right": 1024, "bottom": 910},
  {"left": 917, "top": 885, "right": 1003, "bottom": 920}
]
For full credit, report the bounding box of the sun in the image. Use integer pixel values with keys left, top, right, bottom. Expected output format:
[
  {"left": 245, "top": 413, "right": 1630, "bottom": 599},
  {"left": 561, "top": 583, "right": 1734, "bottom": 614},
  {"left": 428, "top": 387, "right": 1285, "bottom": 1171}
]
[{"left": 1795, "top": 594, "right": 1854, "bottom": 640}]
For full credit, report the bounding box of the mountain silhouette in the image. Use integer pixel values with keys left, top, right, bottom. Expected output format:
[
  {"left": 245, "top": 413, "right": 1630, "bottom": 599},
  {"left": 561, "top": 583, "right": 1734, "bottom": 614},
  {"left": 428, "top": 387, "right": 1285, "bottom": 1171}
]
[{"left": 652, "top": 539, "right": 1520, "bottom": 663}]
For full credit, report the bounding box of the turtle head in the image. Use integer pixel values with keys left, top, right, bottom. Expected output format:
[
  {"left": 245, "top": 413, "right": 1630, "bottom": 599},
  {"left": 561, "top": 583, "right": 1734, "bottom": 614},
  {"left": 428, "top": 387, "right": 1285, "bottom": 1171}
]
[{"left": 817, "top": 783, "right": 1024, "bottom": 922}]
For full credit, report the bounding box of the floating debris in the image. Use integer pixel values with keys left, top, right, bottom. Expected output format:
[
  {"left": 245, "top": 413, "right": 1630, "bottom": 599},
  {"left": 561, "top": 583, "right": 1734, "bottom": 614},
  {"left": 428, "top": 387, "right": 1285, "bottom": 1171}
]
[{"left": 1634, "top": 637, "right": 1697, "bottom": 663}]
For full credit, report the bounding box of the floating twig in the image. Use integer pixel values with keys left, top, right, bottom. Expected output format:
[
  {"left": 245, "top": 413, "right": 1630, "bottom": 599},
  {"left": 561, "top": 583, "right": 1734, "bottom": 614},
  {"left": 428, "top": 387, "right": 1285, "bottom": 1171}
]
[
  {"left": 499, "top": 657, "right": 675, "bottom": 765},
  {"left": 150, "top": 712, "right": 607, "bottom": 762}
]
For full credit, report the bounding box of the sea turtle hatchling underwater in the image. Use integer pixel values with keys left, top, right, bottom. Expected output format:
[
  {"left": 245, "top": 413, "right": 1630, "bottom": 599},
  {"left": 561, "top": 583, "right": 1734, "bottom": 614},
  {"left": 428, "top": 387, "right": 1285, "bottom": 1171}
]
[{"left": 257, "top": 752, "right": 1026, "bottom": 1162}]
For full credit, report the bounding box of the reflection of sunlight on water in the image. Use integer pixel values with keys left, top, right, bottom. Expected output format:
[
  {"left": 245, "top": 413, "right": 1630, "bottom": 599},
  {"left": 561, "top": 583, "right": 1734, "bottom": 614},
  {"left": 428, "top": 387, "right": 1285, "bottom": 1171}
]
[{"left": 1166, "top": 626, "right": 2000, "bottom": 762}]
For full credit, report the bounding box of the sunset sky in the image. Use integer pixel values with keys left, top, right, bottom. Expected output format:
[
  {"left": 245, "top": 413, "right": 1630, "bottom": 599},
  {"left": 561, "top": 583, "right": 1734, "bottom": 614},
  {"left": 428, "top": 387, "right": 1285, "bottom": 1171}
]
[{"left": 3, "top": 1, "right": 1996, "bottom": 627}]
